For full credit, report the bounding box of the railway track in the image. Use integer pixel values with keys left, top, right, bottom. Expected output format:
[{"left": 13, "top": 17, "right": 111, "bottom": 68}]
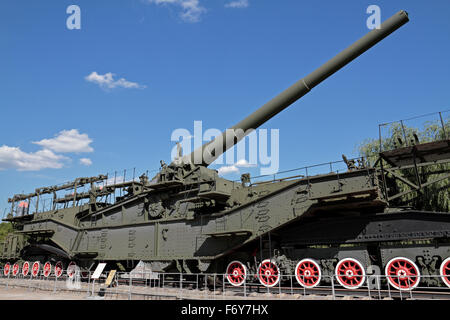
[
  {"left": 3, "top": 271, "right": 450, "bottom": 300},
  {"left": 111, "top": 274, "right": 450, "bottom": 300}
]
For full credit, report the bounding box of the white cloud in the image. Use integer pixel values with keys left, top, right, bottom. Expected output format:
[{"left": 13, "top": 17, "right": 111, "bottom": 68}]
[
  {"left": 146, "top": 0, "right": 206, "bottom": 22},
  {"left": 0, "top": 146, "right": 67, "bottom": 171},
  {"left": 218, "top": 165, "right": 239, "bottom": 175},
  {"left": 235, "top": 159, "right": 256, "bottom": 167},
  {"left": 85, "top": 72, "right": 146, "bottom": 89},
  {"left": 33, "top": 129, "right": 94, "bottom": 153},
  {"left": 79, "top": 158, "right": 93, "bottom": 166},
  {"left": 217, "top": 159, "right": 256, "bottom": 176},
  {"left": 0, "top": 129, "right": 96, "bottom": 172},
  {"left": 225, "top": 0, "right": 249, "bottom": 8}
]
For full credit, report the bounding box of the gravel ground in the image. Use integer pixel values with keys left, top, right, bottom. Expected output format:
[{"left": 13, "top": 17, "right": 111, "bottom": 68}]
[
  {"left": 0, "top": 278, "right": 383, "bottom": 300},
  {"left": 0, "top": 286, "right": 87, "bottom": 300}
]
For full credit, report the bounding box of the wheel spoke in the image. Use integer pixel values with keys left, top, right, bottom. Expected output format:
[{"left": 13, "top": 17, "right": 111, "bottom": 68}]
[
  {"left": 335, "top": 258, "right": 365, "bottom": 289},
  {"left": 258, "top": 260, "right": 280, "bottom": 287},
  {"left": 227, "top": 261, "right": 247, "bottom": 286},
  {"left": 386, "top": 257, "right": 420, "bottom": 290}
]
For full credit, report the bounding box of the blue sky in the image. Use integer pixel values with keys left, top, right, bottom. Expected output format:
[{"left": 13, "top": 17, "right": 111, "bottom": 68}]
[{"left": 0, "top": 0, "right": 449, "bottom": 216}]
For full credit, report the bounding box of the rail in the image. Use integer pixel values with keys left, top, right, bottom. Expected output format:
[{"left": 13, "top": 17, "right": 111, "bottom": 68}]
[
  {"left": 378, "top": 109, "right": 450, "bottom": 153},
  {"left": 234, "top": 156, "right": 368, "bottom": 186}
]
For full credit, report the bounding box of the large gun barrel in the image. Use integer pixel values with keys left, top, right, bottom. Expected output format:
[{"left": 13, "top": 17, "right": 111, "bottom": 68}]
[{"left": 182, "top": 10, "right": 409, "bottom": 167}]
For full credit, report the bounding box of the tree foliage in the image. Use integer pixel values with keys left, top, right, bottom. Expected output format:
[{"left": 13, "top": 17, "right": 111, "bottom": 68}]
[
  {"left": 0, "top": 223, "right": 12, "bottom": 243},
  {"left": 357, "top": 118, "right": 450, "bottom": 212}
]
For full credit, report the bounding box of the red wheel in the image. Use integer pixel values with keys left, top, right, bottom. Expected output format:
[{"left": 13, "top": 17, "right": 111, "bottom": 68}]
[
  {"left": 32, "top": 261, "right": 40, "bottom": 277},
  {"left": 43, "top": 262, "right": 52, "bottom": 277},
  {"left": 257, "top": 259, "right": 280, "bottom": 287},
  {"left": 295, "top": 259, "right": 321, "bottom": 288},
  {"left": 12, "top": 263, "right": 19, "bottom": 276},
  {"left": 3, "top": 263, "right": 10, "bottom": 276},
  {"left": 439, "top": 257, "right": 450, "bottom": 288},
  {"left": 385, "top": 257, "right": 420, "bottom": 290},
  {"left": 67, "top": 261, "right": 76, "bottom": 278},
  {"left": 335, "top": 258, "right": 365, "bottom": 289},
  {"left": 226, "top": 261, "right": 247, "bottom": 286},
  {"left": 54, "top": 261, "right": 63, "bottom": 278},
  {"left": 22, "top": 261, "right": 30, "bottom": 276}
]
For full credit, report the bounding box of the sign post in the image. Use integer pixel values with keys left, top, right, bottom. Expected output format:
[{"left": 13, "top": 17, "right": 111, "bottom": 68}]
[
  {"left": 90, "top": 263, "right": 107, "bottom": 297},
  {"left": 105, "top": 270, "right": 116, "bottom": 287}
]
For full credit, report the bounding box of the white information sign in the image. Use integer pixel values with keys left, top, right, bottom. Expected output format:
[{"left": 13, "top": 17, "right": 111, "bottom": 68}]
[{"left": 91, "top": 263, "right": 107, "bottom": 280}]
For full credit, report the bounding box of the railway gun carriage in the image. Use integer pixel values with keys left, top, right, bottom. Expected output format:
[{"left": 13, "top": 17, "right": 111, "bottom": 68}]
[{"left": 1, "top": 10, "right": 450, "bottom": 291}]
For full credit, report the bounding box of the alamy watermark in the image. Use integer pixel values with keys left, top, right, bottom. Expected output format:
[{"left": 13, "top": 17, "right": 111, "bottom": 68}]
[
  {"left": 366, "top": 5, "right": 381, "bottom": 30},
  {"left": 171, "top": 121, "right": 279, "bottom": 175},
  {"left": 65, "top": 4, "right": 381, "bottom": 31},
  {"left": 66, "top": 5, "right": 81, "bottom": 30}
]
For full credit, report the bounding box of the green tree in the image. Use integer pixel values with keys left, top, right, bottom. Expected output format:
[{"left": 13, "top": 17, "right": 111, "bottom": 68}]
[
  {"left": 0, "top": 223, "right": 12, "bottom": 243},
  {"left": 357, "top": 118, "right": 449, "bottom": 212}
]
